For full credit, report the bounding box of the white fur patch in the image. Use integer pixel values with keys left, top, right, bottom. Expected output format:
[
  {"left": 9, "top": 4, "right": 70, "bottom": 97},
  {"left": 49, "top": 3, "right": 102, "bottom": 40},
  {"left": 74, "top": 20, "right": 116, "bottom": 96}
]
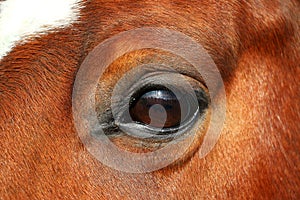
[{"left": 0, "top": 0, "right": 82, "bottom": 60}]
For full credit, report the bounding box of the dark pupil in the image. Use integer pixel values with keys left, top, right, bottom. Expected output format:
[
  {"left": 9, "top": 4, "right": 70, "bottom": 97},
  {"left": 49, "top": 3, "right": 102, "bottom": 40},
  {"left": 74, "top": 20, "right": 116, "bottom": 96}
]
[{"left": 129, "top": 90, "right": 181, "bottom": 128}]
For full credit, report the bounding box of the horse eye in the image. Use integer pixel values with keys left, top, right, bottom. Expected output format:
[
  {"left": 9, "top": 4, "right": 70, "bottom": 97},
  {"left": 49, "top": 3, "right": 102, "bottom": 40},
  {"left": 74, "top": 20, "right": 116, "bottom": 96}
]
[
  {"left": 129, "top": 89, "right": 181, "bottom": 128},
  {"left": 128, "top": 85, "right": 201, "bottom": 130}
]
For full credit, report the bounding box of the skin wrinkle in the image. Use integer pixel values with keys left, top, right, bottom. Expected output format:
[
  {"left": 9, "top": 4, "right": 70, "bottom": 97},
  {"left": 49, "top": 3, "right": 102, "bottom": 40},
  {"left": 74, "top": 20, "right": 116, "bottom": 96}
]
[{"left": 0, "top": 0, "right": 299, "bottom": 199}]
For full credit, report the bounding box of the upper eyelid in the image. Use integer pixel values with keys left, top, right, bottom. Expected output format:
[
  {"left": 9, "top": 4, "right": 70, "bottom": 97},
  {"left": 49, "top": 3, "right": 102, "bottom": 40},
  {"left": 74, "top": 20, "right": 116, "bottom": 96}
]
[
  {"left": 98, "top": 70, "right": 207, "bottom": 123},
  {"left": 110, "top": 73, "right": 191, "bottom": 119}
]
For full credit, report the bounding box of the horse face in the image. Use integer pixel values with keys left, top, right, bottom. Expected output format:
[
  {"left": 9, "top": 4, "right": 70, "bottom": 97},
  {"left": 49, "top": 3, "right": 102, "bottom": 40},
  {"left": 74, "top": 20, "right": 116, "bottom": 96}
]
[{"left": 0, "top": 0, "right": 299, "bottom": 199}]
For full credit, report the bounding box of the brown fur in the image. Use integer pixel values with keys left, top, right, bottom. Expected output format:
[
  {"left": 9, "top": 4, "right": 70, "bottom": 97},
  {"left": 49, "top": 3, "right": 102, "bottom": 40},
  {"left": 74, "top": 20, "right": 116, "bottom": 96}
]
[{"left": 0, "top": 0, "right": 299, "bottom": 199}]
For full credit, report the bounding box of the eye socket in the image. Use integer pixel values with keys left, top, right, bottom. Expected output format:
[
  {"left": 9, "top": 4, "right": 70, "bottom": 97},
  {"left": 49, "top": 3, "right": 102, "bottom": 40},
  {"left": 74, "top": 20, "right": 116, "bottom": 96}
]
[{"left": 72, "top": 29, "right": 226, "bottom": 172}]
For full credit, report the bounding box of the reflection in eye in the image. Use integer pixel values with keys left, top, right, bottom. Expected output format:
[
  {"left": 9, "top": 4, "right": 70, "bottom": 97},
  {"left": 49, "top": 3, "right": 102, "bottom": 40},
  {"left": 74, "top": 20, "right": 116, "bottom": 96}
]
[
  {"left": 116, "top": 81, "right": 209, "bottom": 139},
  {"left": 128, "top": 84, "right": 204, "bottom": 132},
  {"left": 129, "top": 88, "right": 181, "bottom": 128}
]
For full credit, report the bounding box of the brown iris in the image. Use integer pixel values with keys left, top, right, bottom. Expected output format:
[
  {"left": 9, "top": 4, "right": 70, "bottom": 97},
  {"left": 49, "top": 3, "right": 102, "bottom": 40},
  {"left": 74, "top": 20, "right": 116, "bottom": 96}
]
[{"left": 129, "top": 89, "right": 182, "bottom": 128}]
